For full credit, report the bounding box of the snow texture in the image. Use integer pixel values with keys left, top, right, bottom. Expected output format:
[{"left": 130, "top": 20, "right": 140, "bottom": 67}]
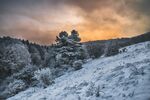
[{"left": 8, "top": 41, "right": 150, "bottom": 100}]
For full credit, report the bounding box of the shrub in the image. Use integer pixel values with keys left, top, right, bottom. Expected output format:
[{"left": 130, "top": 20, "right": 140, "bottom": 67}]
[
  {"left": 9, "top": 79, "right": 26, "bottom": 94},
  {"left": 2, "top": 79, "right": 26, "bottom": 97},
  {"left": 73, "top": 60, "right": 83, "bottom": 70},
  {"left": 12, "top": 64, "right": 38, "bottom": 85},
  {"left": 147, "top": 43, "right": 150, "bottom": 49},
  {"left": 86, "top": 83, "right": 102, "bottom": 97},
  {"left": 34, "top": 68, "right": 54, "bottom": 87}
]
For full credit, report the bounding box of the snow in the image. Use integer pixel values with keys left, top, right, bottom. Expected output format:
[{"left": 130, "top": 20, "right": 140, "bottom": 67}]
[{"left": 8, "top": 41, "right": 150, "bottom": 100}]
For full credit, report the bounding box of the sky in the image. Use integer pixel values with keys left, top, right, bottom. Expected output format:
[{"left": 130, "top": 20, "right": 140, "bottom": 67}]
[{"left": 0, "top": 0, "right": 150, "bottom": 45}]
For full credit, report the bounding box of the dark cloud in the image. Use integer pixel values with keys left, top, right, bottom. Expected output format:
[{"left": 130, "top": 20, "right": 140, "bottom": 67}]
[
  {"left": 0, "top": 0, "right": 150, "bottom": 44},
  {"left": 125, "top": 0, "right": 150, "bottom": 16}
]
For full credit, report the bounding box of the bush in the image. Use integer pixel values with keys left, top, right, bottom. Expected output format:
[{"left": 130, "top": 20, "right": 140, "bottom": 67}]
[
  {"left": 8, "top": 79, "right": 26, "bottom": 94},
  {"left": 147, "top": 43, "right": 150, "bottom": 49},
  {"left": 34, "top": 68, "right": 54, "bottom": 87},
  {"left": 73, "top": 60, "right": 83, "bottom": 70},
  {"left": 2, "top": 79, "right": 26, "bottom": 98},
  {"left": 86, "top": 83, "right": 101, "bottom": 97},
  {"left": 12, "top": 64, "right": 38, "bottom": 85}
]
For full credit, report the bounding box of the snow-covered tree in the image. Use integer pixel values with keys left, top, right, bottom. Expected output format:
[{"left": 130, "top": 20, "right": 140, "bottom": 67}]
[
  {"left": 54, "top": 30, "right": 87, "bottom": 70},
  {"left": 55, "top": 31, "right": 69, "bottom": 46},
  {"left": 69, "top": 30, "right": 81, "bottom": 42},
  {"left": 0, "top": 42, "right": 31, "bottom": 82}
]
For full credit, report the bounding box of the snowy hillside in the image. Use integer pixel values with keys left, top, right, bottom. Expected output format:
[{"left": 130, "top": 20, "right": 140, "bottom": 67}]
[{"left": 8, "top": 41, "right": 150, "bottom": 100}]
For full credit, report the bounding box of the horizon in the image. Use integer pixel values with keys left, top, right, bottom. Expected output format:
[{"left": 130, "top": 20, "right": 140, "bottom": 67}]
[
  {"left": 1, "top": 31, "right": 149, "bottom": 46},
  {"left": 0, "top": 0, "right": 150, "bottom": 45}
]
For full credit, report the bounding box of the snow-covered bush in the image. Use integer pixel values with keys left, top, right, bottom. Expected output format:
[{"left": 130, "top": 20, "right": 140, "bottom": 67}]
[
  {"left": 86, "top": 83, "right": 101, "bottom": 97},
  {"left": 9, "top": 79, "right": 26, "bottom": 94},
  {"left": 12, "top": 64, "right": 38, "bottom": 85},
  {"left": 34, "top": 68, "right": 54, "bottom": 87},
  {"left": 86, "top": 83, "right": 95, "bottom": 97},
  {"left": 147, "top": 42, "right": 150, "bottom": 49},
  {"left": 0, "top": 64, "right": 38, "bottom": 99},
  {"left": 72, "top": 60, "right": 83, "bottom": 70},
  {"left": 2, "top": 79, "right": 26, "bottom": 97}
]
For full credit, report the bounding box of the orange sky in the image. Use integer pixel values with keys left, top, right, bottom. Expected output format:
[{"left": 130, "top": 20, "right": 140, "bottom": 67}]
[{"left": 0, "top": 0, "right": 150, "bottom": 45}]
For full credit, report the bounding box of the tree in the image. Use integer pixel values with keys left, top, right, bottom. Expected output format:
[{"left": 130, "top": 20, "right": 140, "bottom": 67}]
[
  {"left": 55, "top": 31, "right": 69, "bottom": 46},
  {"left": 69, "top": 30, "right": 81, "bottom": 42},
  {"left": 54, "top": 30, "right": 87, "bottom": 70}
]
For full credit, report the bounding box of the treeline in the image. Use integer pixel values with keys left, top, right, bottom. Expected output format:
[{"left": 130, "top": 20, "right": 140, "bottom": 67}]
[{"left": 85, "top": 32, "right": 150, "bottom": 58}]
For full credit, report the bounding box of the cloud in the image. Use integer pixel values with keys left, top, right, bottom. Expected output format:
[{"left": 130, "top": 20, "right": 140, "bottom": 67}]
[{"left": 0, "top": 0, "right": 150, "bottom": 44}]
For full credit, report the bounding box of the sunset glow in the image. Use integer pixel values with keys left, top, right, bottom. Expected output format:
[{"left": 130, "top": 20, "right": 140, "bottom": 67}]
[{"left": 0, "top": 0, "right": 150, "bottom": 44}]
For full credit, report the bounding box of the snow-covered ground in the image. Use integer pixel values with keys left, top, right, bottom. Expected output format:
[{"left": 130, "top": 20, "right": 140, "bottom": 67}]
[{"left": 8, "top": 42, "right": 150, "bottom": 100}]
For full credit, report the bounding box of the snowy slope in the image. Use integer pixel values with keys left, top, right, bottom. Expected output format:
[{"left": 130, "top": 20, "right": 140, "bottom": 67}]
[{"left": 8, "top": 41, "right": 150, "bottom": 100}]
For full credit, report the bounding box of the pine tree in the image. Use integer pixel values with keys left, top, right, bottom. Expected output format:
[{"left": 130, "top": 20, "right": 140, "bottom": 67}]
[
  {"left": 69, "top": 30, "right": 81, "bottom": 42},
  {"left": 55, "top": 31, "right": 69, "bottom": 46},
  {"left": 54, "top": 30, "right": 87, "bottom": 70}
]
